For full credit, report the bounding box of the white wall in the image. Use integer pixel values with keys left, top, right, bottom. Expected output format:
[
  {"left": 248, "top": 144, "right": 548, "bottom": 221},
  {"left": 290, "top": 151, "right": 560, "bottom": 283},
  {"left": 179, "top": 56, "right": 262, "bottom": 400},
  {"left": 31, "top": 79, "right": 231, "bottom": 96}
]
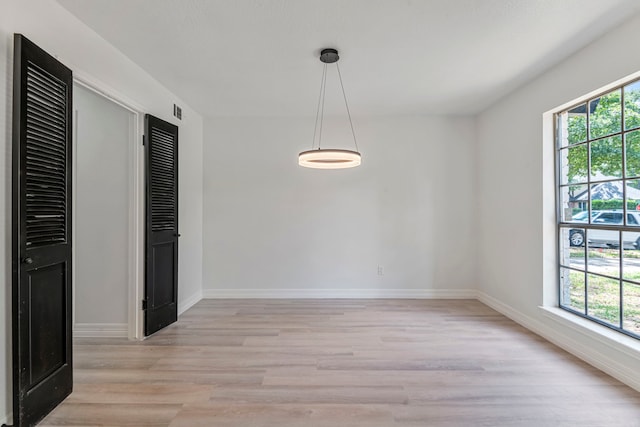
[
  {"left": 0, "top": 0, "right": 204, "bottom": 422},
  {"left": 74, "top": 84, "right": 131, "bottom": 327},
  {"left": 203, "top": 116, "right": 476, "bottom": 297},
  {"left": 476, "top": 13, "right": 640, "bottom": 391},
  {"left": 0, "top": 10, "right": 11, "bottom": 425},
  {"left": 178, "top": 99, "right": 204, "bottom": 314}
]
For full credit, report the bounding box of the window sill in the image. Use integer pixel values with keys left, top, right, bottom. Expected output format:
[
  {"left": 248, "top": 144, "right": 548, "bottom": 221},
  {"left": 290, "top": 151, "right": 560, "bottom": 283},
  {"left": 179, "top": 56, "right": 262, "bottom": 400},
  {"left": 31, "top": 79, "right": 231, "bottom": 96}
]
[{"left": 538, "top": 306, "right": 640, "bottom": 359}]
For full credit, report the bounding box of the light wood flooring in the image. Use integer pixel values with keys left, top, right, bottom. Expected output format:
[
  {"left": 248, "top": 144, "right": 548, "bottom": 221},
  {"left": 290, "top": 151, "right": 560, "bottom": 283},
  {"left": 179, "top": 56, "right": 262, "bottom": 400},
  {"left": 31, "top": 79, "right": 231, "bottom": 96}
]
[{"left": 41, "top": 299, "right": 640, "bottom": 426}]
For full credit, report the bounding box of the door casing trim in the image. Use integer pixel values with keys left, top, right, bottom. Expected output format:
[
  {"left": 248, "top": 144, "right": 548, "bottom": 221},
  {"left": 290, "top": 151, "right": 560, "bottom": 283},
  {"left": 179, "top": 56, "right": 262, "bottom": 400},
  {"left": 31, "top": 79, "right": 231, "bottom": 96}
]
[{"left": 71, "top": 74, "right": 145, "bottom": 341}]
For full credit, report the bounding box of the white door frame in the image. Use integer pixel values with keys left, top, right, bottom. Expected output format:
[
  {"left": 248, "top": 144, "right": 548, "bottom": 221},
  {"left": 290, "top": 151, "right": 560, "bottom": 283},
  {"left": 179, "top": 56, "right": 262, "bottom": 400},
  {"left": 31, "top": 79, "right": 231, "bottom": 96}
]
[{"left": 71, "top": 73, "right": 146, "bottom": 340}]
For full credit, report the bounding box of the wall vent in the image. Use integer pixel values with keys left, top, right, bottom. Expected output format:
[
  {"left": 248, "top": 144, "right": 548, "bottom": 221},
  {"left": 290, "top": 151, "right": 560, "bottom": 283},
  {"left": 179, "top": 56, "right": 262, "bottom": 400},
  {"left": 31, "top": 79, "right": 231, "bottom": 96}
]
[{"left": 173, "top": 104, "right": 182, "bottom": 120}]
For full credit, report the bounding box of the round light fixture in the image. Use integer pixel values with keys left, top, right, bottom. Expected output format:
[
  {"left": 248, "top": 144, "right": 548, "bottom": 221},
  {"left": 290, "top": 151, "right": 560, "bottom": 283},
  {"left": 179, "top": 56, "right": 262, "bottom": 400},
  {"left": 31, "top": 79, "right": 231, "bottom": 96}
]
[
  {"left": 298, "top": 48, "right": 361, "bottom": 169},
  {"left": 298, "top": 148, "right": 361, "bottom": 169}
]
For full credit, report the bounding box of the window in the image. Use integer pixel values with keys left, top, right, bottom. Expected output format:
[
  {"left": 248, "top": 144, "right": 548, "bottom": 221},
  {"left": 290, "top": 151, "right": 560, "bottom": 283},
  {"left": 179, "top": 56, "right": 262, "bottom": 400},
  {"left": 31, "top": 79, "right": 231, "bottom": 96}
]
[{"left": 557, "top": 78, "right": 640, "bottom": 339}]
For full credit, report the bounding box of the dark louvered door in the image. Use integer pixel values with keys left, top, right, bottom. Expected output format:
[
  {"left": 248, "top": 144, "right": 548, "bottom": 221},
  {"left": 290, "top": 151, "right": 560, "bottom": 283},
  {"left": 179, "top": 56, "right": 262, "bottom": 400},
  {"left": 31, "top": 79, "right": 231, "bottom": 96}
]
[
  {"left": 144, "top": 114, "right": 179, "bottom": 336},
  {"left": 11, "top": 34, "right": 73, "bottom": 427}
]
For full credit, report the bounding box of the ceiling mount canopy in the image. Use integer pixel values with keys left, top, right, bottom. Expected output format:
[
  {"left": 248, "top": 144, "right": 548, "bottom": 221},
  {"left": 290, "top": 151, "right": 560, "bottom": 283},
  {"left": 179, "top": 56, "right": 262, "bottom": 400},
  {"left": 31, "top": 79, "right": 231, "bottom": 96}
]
[
  {"left": 298, "top": 48, "right": 361, "bottom": 169},
  {"left": 319, "top": 48, "right": 339, "bottom": 63}
]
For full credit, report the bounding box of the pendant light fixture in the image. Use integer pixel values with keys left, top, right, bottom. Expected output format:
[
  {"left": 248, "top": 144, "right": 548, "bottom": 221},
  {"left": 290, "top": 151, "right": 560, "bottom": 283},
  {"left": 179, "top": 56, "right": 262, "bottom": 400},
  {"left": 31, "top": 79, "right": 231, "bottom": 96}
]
[{"left": 298, "top": 48, "right": 361, "bottom": 169}]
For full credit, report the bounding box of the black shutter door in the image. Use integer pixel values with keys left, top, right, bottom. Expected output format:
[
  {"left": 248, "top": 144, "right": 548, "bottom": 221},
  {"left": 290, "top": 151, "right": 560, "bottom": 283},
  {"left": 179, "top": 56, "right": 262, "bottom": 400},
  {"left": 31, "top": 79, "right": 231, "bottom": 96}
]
[
  {"left": 144, "top": 114, "right": 179, "bottom": 336},
  {"left": 11, "top": 34, "right": 73, "bottom": 427}
]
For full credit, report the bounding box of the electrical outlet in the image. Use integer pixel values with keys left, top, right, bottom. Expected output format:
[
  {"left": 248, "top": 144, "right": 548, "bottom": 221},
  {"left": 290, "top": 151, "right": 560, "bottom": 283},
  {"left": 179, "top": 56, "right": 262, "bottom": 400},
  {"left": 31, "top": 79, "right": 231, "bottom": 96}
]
[{"left": 377, "top": 265, "right": 384, "bottom": 276}]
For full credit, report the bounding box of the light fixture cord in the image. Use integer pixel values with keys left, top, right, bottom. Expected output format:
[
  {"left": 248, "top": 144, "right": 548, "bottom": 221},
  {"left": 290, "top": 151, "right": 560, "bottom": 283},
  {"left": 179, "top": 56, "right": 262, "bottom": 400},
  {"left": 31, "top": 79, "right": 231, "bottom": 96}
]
[
  {"left": 318, "top": 63, "right": 327, "bottom": 149},
  {"left": 336, "top": 62, "right": 359, "bottom": 152},
  {"left": 312, "top": 63, "right": 327, "bottom": 149}
]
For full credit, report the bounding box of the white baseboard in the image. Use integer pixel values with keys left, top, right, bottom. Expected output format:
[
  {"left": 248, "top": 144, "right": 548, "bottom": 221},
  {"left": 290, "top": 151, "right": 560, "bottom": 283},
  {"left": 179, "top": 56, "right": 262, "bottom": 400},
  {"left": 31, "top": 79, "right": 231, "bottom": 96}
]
[
  {"left": 178, "top": 290, "right": 203, "bottom": 315},
  {"left": 73, "top": 323, "right": 128, "bottom": 338},
  {"left": 202, "top": 288, "right": 477, "bottom": 299},
  {"left": 1, "top": 412, "right": 12, "bottom": 426},
  {"left": 476, "top": 291, "right": 640, "bottom": 393}
]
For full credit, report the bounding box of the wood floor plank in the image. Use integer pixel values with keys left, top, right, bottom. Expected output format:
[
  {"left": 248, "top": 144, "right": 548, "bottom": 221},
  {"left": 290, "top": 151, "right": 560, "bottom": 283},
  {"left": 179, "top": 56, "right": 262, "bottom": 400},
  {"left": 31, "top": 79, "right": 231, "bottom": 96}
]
[
  {"left": 208, "top": 385, "right": 409, "bottom": 405},
  {"left": 40, "top": 299, "right": 640, "bottom": 426},
  {"left": 151, "top": 355, "right": 319, "bottom": 370},
  {"left": 65, "top": 383, "right": 213, "bottom": 404},
  {"left": 168, "top": 404, "right": 395, "bottom": 427},
  {"left": 74, "top": 368, "right": 265, "bottom": 385},
  {"left": 38, "top": 403, "right": 181, "bottom": 426},
  {"left": 317, "top": 356, "right": 484, "bottom": 371}
]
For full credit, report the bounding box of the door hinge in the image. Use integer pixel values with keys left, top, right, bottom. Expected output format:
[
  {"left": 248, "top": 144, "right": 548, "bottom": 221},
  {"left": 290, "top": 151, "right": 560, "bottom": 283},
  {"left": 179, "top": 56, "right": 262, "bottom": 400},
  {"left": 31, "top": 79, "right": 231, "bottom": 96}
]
[
  {"left": 142, "top": 299, "right": 148, "bottom": 310},
  {"left": 142, "top": 135, "right": 146, "bottom": 146}
]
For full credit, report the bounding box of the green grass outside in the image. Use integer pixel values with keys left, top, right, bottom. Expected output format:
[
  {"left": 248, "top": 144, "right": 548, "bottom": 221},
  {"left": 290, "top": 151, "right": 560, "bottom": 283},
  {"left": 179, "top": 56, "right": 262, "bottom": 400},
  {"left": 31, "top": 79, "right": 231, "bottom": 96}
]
[
  {"left": 569, "top": 248, "right": 640, "bottom": 259},
  {"left": 565, "top": 270, "right": 640, "bottom": 335}
]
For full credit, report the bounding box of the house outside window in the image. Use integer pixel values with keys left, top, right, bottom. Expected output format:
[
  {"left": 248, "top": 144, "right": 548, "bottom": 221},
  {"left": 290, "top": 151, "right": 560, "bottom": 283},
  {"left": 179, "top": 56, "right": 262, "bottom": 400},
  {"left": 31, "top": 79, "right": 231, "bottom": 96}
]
[{"left": 557, "top": 78, "right": 640, "bottom": 339}]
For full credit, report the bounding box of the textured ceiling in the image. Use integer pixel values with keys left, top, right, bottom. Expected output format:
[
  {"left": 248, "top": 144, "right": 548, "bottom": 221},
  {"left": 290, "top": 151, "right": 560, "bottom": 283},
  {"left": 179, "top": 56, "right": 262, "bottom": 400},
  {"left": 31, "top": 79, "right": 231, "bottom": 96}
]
[{"left": 57, "top": 0, "right": 640, "bottom": 117}]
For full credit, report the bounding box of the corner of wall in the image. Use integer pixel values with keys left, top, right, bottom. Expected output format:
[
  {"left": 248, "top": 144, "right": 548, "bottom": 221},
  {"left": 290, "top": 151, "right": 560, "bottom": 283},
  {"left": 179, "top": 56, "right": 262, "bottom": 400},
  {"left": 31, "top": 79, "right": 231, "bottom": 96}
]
[
  {"left": 470, "top": 114, "right": 481, "bottom": 294},
  {"left": 178, "top": 290, "right": 203, "bottom": 315},
  {"left": 477, "top": 291, "right": 640, "bottom": 393}
]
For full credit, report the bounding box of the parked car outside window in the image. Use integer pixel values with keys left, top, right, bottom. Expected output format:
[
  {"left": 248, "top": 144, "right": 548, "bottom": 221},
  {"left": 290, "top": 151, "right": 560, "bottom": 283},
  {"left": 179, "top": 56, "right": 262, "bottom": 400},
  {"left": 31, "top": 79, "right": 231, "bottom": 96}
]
[{"left": 568, "top": 210, "right": 640, "bottom": 249}]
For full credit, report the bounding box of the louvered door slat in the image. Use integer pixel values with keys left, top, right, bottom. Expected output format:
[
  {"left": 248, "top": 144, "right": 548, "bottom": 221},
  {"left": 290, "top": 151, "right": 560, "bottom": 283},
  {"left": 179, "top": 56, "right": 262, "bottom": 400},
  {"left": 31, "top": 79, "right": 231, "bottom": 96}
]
[
  {"left": 27, "top": 102, "right": 66, "bottom": 126},
  {"left": 24, "top": 62, "right": 67, "bottom": 249},
  {"left": 150, "top": 160, "right": 174, "bottom": 169},
  {"left": 27, "top": 129, "right": 68, "bottom": 151},
  {"left": 149, "top": 127, "right": 176, "bottom": 232},
  {"left": 26, "top": 153, "right": 65, "bottom": 166},
  {"left": 151, "top": 164, "right": 174, "bottom": 173},
  {"left": 27, "top": 64, "right": 66, "bottom": 90},
  {"left": 26, "top": 75, "right": 65, "bottom": 97},
  {"left": 26, "top": 112, "right": 66, "bottom": 138},
  {"left": 26, "top": 184, "right": 66, "bottom": 194},
  {"left": 26, "top": 90, "right": 65, "bottom": 114},
  {"left": 26, "top": 159, "right": 65, "bottom": 174},
  {"left": 149, "top": 178, "right": 174, "bottom": 187}
]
